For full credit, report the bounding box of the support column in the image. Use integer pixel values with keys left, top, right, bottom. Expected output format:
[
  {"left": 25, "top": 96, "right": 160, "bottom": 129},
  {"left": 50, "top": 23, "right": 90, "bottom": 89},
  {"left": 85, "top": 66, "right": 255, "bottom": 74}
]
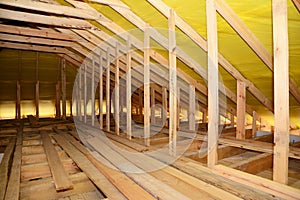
[
  {"left": 230, "top": 113, "right": 234, "bottom": 128},
  {"left": 177, "top": 88, "right": 180, "bottom": 130},
  {"left": 207, "top": 0, "right": 219, "bottom": 168},
  {"left": 126, "top": 38, "right": 132, "bottom": 139},
  {"left": 272, "top": 0, "right": 289, "bottom": 184},
  {"left": 61, "top": 58, "right": 66, "bottom": 120},
  {"left": 202, "top": 109, "right": 207, "bottom": 123},
  {"left": 115, "top": 43, "right": 120, "bottom": 135},
  {"left": 169, "top": 9, "right": 177, "bottom": 156},
  {"left": 84, "top": 63, "right": 87, "bottom": 123},
  {"left": 55, "top": 81, "right": 60, "bottom": 118},
  {"left": 91, "top": 59, "right": 95, "bottom": 126},
  {"left": 144, "top": 25, "right": 151, "bottom": 147},
  {"left": 151, "top": 88, "right": 156, "bottom": 125},
  {"left": 35, "top": 52, "right": 39, "bottom": 120},
  {"left": 236, "top": 80, "right": 246, "bottom": 140},
  {"left": 16, "top": 50, "right": 21, "bottom": 120},
  {"left": 162, "top": 87, "right": 167, "bottom": 127},
  {"left": 106, "top": 48, "right": 111, "bottom": 132},
  {"left": 189, "top": 85, "right": 196, "bottom": 131},
  {"left": 78, "top": 66, "right": 82, "bottom": 121},
  {"left": 139, "top": 88, "right": 143, "bottom": 122},
  {"left": 99, "top": 53, "right": 103, "bottom": 128},
  {"left": 252, "top": 111, "right": 257, "bottom": 138}
]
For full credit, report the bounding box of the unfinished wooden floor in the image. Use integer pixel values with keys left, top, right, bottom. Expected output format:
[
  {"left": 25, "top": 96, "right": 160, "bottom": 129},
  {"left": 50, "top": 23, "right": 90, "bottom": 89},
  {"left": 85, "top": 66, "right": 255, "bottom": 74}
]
[{"left": 0, "top": 117, "right": 299, "bottom": 200}]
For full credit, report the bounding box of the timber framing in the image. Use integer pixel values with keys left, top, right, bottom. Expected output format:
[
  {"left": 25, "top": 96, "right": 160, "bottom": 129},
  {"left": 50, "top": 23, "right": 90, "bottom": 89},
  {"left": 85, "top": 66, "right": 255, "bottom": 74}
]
[{"left": 0, "top": 0, "right": 299, "bottom": 199}]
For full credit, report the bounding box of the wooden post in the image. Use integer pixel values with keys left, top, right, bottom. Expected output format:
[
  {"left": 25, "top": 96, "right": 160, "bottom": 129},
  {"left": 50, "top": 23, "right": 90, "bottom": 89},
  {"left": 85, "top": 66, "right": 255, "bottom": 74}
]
[
  {"left": 106, "top": 48, "right": 111, "bottom": 132},
  {"left": 55, "top": 81, "right": 60, "bottom": 118},
  {"left": 126, "top": 38, "right": 132, "bottom": 139},
  {"left": 202, "top": 109, "right": 207, "bottom": 123},
  {"left": 236, "top": 80, "right": 246, "bottom": 140},
  {"left": 252, "top": 111, "right": 257, "bottom": 138},
  {"left": 177, "top": 88, "right": 180, "bottom": 130},
  {"left": 169, "top": 9, "right": 177, "bottom": 156},
  {"left": 91, "top": 59, "right": 95, "bottom": 126},
  {"left": 144, "top": 24, "right": 151, "bottom": 147},
  {"left": 84, "top": 63, "right": 87, "bottom": 124},
  {"left": 78, "top": 66, "right": 82, "bottom": 121},
  {"left": 230, "top": 113, "right": 234, "bottom": 128},
  {"left": 115, "top": 43, "right": 120, "bottom": 135},
  {"left": 272, "top": 0, "right": 289, "bottom": 184},
  {"left": 162, "top": 87, "right": 167, "bottom": 127},
  {"left": 99, "top": 53, "right": 103, "bottom": 128},
  {"left": 35, "top": 52, "right": 39, "bottom": 120},
  {"left": 139, "top": 88, "right": 143, "bottom": 122},
  {"left": 207, "top": 0, "right": 219, "bottom": 168},
  {"left": 189, "top": 85, "right": 196, "bottom": 131},
  {"left": 61, "top": 58, "right": 66, "bottom": 120},
  {"left": 16, "top": 50, "right": 21, "bottom": 120},
  {"left": 151, "top": 88, "right": 156, "bottom": 125}
]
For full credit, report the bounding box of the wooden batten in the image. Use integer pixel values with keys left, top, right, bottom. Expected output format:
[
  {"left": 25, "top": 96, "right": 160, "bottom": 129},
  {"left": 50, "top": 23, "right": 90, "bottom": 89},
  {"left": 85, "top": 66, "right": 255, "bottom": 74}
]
[
  {"left": 99, "top": 53, "right": 104, "bottom": 128},
  {"left": 61, "top": 58, "right": 67, "bottom": 120},
  {"left": 168, "top": 9, "right": 177, "bottom": 156},
  {"left": 144, "top": 24, "right": 151, "bottom": 147},
  {"left": 272, "top": 0, "right": 290, "bottom": 184},
  {"left": 84, "top": 63, "right": 87, "bottom": 123},
  {"left": 162, "top": 87, "right": 168, "bottom": 127},
  {"left": 151, "top": 88, "right": 156, "bottom": 125},
  {"left": 35, "top": 52, "right": 39, "bottom": 120},
  {"left": 106, "top": 48, "right": 111, "bottom": 132},
  {"left": 236, "top": 80, "right": 246, "bottom": 140},
  {"left": 126, "top": 38, "right": 132, "bottom": 139},
  {"left": 252, "top": 111, "right": 257, "bottom": 138},
  {"left": 115, "top": 43, "right": 120, "bottom": 135},
  {"left": 91, "top": 59, "right": 95, "bottom": 126},
  {"left": 139, "top": 88, "right": 143, "bottom": 122},
  {"left": 189, "top": 85, "right": 196, "bottom": 131},
  {"left": 78, "top": 66, "right": 82, "bottom": 121},
  {"left": 207, "top": 0, "right": 219, "bottom": 168}
]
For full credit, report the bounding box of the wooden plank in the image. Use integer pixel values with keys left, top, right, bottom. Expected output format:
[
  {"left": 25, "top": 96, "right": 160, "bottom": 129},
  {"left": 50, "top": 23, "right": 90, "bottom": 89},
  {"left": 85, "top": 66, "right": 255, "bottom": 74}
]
[
  {"left": 0, "top": 138, "right": 16, "bottom": 200},
  {"left": 62, "top": 58, "right": 67, "bottom": 120},
  {"left": 99, "top": 53, "right": 104, "bottom": 128},
  {"left": 115, "top": 43, "right": 120, "bottom": 135},
  {"left": 229, "top": 153, "right": 272, "bottom": 174},
  {"left": 292, "top": 0, "right": 300, "bottom": 13},
  {"left": 214, "top": 165, "right": 300, "bottom": 200},
  {"left": 272, "top": 0, "right": 290, "bottom": 184},
  {"left": 168, "top": 9, "right": 177, "bottom": 156},
  {"left": 207, "top": 0, "right": 219, "bottom": 168},
  {"left": 0, "top": 33, "right": 74, "bottom": 48},
  {"left": 5, "top": 123, "right": 23, "bottom": 200},
  {"left": 106, "top": 48, "right": 111, "bottom": 132},
  {"left": 41, "top": 132, "right": 73, "bottom": 191},
  {"left": 126, "top": 38, "right": 132, "bottom": 139},
  {"left": 16, "top": 80, "right": 21, "bottom": 120},
  {"left": 0, "top": 0, "right": 103, "bottom": 20},
  {"left": 236, "top": 81, "right": 246, "bottom": 140},
  {"left": 162, "top": 87, "right": 168, "bottom": 127},
  {"left": 144, "top": 24, "right": 151, "bottom": 147},
  {"left": 0, "top": 8, "right": 94, "bottom": 30},
  {"left": 189, "top": 85, "right": 196, "bottom": 131},
  {"left": 84, "top": 63, "right": 87, "bottom": 123},
  {"left": 52, "top": 134, "right": 126, "bottom": 199},
  {"left": 91, "top": 59, "right": 95, "bottom": 126},
  {"left": 0, "top": 24, "right": 76, "bottom": 41},
  {"left": 252, "top": 111, "right": 257, "bottom": 138}
]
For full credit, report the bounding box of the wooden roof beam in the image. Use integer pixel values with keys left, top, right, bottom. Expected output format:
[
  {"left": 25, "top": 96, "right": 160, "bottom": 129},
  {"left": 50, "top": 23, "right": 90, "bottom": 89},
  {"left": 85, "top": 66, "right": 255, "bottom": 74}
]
[
  {"left": 215, "top": 0, "right": 300, "bottom": 105},
  {"left": 0, "top": 0, "right": 106, "bottom": 21}
]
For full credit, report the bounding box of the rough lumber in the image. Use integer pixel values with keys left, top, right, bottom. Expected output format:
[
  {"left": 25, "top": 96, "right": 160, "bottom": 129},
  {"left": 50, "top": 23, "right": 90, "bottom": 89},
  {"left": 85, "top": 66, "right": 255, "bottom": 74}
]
[
  {"left": 99, "top": 53, "right": 103, "bottom": 128},
  {"left": 168, "top": 9, "right": 177, "bottom": 156},
  {"left": 144, "top": 24, "right": 151, "bottom": 146},
  {"left": 0, "top": 8, "right": 94, "bottom": 30},
  {"left": 5, "top": 123, "right": 23, "bottom": 200},
  {"left": 41, "top": 132, "right": 73, "bottom": 191},
  {"left": 106, "top": 133, "right": 148, "bottom": 152},
  {"left": 207, "top": 0, "right": 219, "bottom": 168},
  {"left": 91, "top": 59, "right": 95, "bottom": 126},
  {"left": 126, "top": 38, "right": 132, "bottom": 139},
  {"left": 62, "top": 58, "right": 67, "bottom": 120},
  {"left": 272, "top": 0, "right": 290, "bottom": 184},
  {"left": 213, "top": 165, "right": 300, "bottom": 200},
  {"left": 114, "top": 43, "right": 120, "bottom": 135},
  {"left": 229, "top": 153, "right": 272, "bottom": 174},
  {"left": 0, "top": 138, "right": 16, "bottom": 200},
  {"left": 236, "top": 81, "right": 246, "bottom": 140},
  {"left": 52, "top": 134, "right": 126, "bottom": 199},
  {"left": 189, "top": 85, "right": 196, "bottom": 131},
  {"left": 0, "top": 0, "right": 103, "bottom": 20},
  {"left": 105, "top": 48, "right": 111, "bottom": 132}
]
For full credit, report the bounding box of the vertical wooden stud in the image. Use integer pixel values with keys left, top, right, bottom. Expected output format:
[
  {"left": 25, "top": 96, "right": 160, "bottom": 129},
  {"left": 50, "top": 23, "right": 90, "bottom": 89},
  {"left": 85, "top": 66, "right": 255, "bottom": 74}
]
[
  {"left": 61, "top": 58, "right": 66, "bottom": 120},
  {"left": 169, "top": 9, "right": 177, "bottom": 156},
  {"left": 252, "top": 111, "right": 257, "bottom": 138},
  {"left": 78, "top": 66, "right": 82, "bottom": 121},
  {"left": 189, "top": 85, "right": 196, "bottom": 131},
  {"left": 162, "top": 87, "right": 167, "bottom": 127},
  {"left": 126, "top": 38, "right": 132, "bottom": 139},
  {"left": 139, "top": 88, "right": 143, "bottom": 122},
  {"left": 207, "top": 0, "right": 219, "bottom": 168},
  {"left": 151, "top": 88, "right": 156, "bottom": 125},
  {"left": 272, "top": 0, "right": 289, "bottom": 184},
  {"left": 84, "top": 63, "right": 87, "bottom": 123},
  {"left": 91, "top": 59, "right": 95, "bottom": 126},
  {"left": 99, "top": 53, "right": 103, "bottom": 128},
  {"left": 35, "top": 52, "right": 39, "bottom": 120},
  {"left": 236, "top": 80, "right": 246, "bottom": 140},
  {"left": 115, "top": 43, "right": 120, "bottom": 135},
  {"left": 106, "top": 48, "right": 111, "bottom": 131}
]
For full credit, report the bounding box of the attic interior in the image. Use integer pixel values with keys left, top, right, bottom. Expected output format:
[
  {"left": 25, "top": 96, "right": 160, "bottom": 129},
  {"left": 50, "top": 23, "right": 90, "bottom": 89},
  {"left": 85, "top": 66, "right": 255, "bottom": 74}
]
[{"left": 0, "top": 0, "right": 300, "bottom": 199}]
